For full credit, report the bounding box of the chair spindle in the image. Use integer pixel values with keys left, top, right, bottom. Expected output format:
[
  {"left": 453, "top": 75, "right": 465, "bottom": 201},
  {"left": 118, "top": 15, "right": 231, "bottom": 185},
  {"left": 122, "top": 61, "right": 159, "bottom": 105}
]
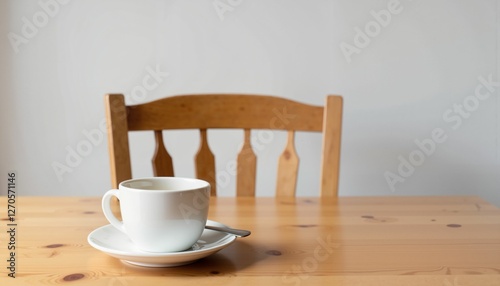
[
  {"left": 276, "top": 130, "right": 299, "bottom": 197},
  {"left": 237, "top": 129, "right": 257, "bottom": 196},
  {"left": 195, "top": 129, "right": 217, "bottom": 196},
  {"left": 152, "top": 130, "right": 174, "bottom": 176}
]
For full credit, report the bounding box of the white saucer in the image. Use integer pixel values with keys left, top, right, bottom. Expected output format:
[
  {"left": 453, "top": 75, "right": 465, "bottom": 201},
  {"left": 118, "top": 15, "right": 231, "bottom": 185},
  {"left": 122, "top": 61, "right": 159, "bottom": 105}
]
[{"left": 87, "top": 220, "right": 237, "bottom": 267}]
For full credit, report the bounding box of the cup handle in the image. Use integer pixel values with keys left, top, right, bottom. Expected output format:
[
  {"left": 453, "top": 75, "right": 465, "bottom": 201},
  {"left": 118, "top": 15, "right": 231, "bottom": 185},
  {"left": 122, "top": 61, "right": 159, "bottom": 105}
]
[{"left": 102, "top": 189, "right": 126, "bottom": 233}]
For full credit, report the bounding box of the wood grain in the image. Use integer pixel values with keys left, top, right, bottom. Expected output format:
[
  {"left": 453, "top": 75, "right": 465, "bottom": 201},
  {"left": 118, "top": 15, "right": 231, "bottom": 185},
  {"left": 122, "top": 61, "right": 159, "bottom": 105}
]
[{"left": 0, "top": 196, "right": 499, "bottom": 285}]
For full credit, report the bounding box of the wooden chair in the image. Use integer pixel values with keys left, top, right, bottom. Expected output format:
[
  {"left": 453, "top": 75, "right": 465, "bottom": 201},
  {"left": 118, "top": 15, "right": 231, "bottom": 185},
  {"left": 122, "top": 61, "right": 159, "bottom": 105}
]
[{"left": 104, "top": 94, "right": 343, "bottom": 197}]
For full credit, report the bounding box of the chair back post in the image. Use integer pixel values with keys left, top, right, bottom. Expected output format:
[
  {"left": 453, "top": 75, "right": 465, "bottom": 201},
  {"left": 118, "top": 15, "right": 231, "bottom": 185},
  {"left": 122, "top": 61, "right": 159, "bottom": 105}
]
[
  {"left": 320, "top": 95, "right": 343, "bottom": 197},
  {"left": 104, "top": 94, "right": 132, "bottom": 189}
]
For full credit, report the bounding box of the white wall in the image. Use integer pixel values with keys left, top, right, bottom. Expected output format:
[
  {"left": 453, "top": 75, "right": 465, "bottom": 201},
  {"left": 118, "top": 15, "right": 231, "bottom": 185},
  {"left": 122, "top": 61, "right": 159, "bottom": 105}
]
[{"left": 1, "top": 0, "right": 499, "bottom": 206}]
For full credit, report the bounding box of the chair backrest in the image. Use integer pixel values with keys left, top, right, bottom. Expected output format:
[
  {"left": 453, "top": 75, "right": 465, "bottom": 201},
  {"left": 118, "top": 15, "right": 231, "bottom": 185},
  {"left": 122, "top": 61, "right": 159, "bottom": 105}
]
[{"left": 104, "top": 94, "right": 342, "bottom": 197}]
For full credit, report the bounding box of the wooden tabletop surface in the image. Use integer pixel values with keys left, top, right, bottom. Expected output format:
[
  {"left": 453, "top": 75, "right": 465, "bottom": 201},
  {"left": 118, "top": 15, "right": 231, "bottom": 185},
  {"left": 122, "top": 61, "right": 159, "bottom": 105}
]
[{"left": 1, "top": 196, "right": 499, "bottom": 285}]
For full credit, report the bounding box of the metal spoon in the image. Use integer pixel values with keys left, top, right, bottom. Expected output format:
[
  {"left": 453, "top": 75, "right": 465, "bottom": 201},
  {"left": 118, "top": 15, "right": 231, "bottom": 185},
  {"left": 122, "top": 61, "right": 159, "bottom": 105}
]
[{"left": 205, "top": 225, "right": 251, "bottom": 237}]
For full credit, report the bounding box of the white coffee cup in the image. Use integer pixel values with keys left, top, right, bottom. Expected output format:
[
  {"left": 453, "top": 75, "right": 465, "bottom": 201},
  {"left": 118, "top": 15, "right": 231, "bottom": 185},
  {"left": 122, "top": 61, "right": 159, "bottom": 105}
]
[{"left": 102, "top": 177, "right": 210, "bottom": 252}]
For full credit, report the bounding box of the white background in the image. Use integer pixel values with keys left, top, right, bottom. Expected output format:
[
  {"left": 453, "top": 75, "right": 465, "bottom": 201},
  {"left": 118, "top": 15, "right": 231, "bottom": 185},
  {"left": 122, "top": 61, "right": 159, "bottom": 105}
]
[{"left": 1, "top": 0, "right": 499, "bottom": 206}]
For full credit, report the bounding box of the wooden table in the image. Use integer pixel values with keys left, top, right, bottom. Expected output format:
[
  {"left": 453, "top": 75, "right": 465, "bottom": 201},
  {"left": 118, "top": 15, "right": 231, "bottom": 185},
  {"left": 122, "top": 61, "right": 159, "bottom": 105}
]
[{"left": 1, "top": 196, "right": 499, "bottom": 285}]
